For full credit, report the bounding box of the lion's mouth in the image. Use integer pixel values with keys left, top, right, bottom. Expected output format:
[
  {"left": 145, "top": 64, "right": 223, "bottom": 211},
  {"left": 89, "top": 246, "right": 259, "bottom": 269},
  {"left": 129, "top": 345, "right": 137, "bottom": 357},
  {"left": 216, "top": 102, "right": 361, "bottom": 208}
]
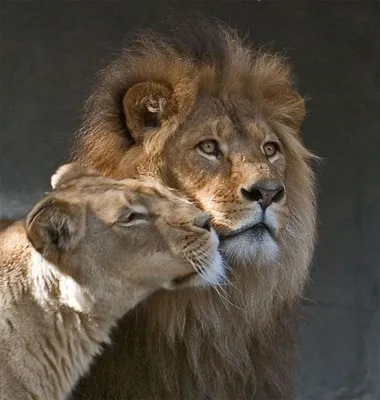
[{"left": 220, "top": 222, "right": 272, "bottom": 239}]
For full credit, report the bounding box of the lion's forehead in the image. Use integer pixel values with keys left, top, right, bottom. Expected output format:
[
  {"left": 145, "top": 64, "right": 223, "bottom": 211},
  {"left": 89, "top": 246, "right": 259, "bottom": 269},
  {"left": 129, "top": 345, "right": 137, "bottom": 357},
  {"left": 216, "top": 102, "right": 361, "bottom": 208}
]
[{"left": 182, "top": 100, "right": 275, "bottom": 147}]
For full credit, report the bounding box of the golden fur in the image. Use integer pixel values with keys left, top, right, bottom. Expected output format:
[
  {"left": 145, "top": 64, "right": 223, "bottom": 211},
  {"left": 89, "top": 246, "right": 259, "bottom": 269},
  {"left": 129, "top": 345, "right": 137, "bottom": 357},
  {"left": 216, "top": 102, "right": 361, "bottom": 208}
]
[
  {"left": 0, "top": 163, "right": 223, "bottom": 400},
  {"left": 69, "top": 19, "right": 317, "bottom": 400}
]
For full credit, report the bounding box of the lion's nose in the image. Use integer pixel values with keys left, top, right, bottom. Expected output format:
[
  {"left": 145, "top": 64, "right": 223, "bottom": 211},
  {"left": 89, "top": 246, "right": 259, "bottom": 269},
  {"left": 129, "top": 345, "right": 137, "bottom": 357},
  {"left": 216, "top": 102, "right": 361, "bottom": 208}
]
[
  {"left": 241, "top": 182, "right": 285, "bottom": 209},
  {"left": 192, "top": 213, "right": 212, "bottom": 232}
]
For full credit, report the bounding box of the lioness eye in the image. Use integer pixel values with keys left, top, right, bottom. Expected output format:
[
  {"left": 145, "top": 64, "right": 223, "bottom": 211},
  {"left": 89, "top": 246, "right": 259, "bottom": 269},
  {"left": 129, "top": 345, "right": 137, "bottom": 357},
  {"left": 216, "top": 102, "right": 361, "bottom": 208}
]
[
  {"left": 263, "top": 142, "right": 278, "bottom": 158},
  {"left": 198, "top": 139, "right": 220, "bottom": 157},
  {"left": 117, "top": 212, "right": 146, "bottom": 225}
]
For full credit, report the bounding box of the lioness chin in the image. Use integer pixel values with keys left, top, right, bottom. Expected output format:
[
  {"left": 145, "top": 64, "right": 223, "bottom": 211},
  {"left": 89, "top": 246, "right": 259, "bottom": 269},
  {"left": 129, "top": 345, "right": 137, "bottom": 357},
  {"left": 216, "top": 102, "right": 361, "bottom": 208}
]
[{"left": 0, "top": 163, "right": 224, "bottom": 400}]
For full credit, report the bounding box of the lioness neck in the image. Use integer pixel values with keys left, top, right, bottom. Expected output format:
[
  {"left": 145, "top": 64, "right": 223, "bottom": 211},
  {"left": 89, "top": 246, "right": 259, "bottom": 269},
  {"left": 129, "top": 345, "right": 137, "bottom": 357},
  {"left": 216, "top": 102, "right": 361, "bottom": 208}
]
[{"left": 0, "top": 232, "right": 125, "bottom": 400}]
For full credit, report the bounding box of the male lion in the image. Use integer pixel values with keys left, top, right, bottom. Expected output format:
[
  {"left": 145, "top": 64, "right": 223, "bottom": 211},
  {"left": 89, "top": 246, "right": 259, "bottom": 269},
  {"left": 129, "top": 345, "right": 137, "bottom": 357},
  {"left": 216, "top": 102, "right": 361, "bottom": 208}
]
[
  {"left": 0, "top": 163, "right": 224, "bottom": 400},
  {"left": 74, "top": 20, "right": 315, "bottom": 400}
]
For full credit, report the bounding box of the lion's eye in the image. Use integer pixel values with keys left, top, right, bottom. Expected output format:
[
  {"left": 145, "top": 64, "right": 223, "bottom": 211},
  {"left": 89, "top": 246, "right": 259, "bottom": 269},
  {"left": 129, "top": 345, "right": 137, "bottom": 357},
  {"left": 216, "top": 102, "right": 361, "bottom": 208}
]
[
  {"left": 197, "top": 139, "right": 220, "bottom": 158},
  {"left": 263, "top": 142, "right": 279, "bottom": 158}
]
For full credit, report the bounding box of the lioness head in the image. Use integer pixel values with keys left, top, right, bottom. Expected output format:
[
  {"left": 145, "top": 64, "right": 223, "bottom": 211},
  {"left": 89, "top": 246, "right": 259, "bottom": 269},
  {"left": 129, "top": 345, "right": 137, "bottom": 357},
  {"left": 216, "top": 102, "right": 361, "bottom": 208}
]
[
  {"left": 75, "top": 22, "right": 316, "bottom": 276},
  {"left": 25, "top": 163, "right": 224, "bottom": 311}
]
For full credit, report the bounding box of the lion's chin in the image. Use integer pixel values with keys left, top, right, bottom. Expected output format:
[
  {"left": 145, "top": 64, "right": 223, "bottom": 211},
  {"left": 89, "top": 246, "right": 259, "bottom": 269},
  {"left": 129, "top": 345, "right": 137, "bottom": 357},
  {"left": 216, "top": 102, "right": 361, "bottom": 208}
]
[{"left": 220, "top": 226, "right": 279, "bottom": 266}]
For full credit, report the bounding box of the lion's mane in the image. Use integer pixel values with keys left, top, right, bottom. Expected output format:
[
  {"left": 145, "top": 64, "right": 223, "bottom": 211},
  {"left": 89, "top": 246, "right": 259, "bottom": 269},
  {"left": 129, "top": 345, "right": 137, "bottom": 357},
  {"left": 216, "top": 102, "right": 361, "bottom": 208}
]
[{"left": 72, "top": 19, "right": 317, "bottom": 400}]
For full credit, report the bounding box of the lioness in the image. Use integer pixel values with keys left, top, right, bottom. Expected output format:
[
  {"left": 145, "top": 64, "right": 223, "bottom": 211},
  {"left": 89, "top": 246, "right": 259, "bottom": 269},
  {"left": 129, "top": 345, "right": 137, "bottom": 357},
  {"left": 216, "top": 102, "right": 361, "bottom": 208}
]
[{"left": 0, "top": 163, "right": 224, "bottom": 400}]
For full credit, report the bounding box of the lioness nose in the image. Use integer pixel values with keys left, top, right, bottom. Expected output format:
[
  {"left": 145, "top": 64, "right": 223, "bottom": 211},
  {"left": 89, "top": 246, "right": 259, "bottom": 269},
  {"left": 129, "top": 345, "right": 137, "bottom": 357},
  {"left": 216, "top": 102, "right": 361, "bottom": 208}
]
[
  {"left": 241, "top": 182, "right": 285, "bottom": 209},
  {"left": 192, "top": 213, "right": 212, "bottom": 232}
]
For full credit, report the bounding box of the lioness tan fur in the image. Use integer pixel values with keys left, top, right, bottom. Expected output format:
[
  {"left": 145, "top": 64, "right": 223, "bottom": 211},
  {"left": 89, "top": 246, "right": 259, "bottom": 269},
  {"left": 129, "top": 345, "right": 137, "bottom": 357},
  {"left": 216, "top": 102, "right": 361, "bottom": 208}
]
[
  {"left": 73, "top": 19, "right": 315, "bottom": 400},
  {"left": 0, "top": 163, "right": 224, "bottom": 400}
]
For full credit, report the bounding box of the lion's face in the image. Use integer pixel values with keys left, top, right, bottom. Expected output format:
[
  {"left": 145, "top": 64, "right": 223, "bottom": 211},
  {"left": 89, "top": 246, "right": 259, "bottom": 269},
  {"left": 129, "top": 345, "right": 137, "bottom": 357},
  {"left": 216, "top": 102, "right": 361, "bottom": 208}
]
[{"left": 160, "top": 97, "right": 290, "bottom": 265}]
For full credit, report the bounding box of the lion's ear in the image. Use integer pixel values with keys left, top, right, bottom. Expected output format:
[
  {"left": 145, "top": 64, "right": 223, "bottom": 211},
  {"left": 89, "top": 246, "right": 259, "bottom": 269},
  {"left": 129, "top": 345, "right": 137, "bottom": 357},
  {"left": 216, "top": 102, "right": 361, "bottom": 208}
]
[
  {"left": 26, "top": 197, "right": 86, "bottom": 264},
  {"left": 123, "top": 82, "right": 178, "bottom": 141},
  {"left": 51, "top": 163, "right": 99, "bottom": 189}
]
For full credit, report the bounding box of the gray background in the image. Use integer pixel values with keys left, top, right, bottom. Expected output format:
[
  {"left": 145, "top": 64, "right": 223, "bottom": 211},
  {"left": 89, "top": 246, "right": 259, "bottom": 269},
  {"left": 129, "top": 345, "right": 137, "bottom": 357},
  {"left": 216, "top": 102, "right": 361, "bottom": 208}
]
[{"left": 1, "top": 1, "right": 379, "bottom": 399}]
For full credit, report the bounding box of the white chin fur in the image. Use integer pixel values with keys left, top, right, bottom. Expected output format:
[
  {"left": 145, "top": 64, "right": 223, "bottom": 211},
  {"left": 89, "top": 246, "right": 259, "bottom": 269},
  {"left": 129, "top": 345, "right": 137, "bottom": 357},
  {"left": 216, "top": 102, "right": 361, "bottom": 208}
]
[
  {"left": 197, "top": 250, "right": 226, "bottom": 287},
  {"left": 220, "top": 230, "right": 279, "bottom": 267}
]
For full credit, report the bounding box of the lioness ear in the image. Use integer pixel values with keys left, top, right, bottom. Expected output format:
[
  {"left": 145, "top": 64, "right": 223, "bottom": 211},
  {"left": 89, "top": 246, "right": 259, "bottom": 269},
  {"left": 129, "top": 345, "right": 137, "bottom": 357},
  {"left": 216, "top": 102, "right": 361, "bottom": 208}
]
[
  {"left": 51, "top": 163, "right": 99, "bottom": 189},
  {"left": 26, "top": 197, "right": 86, "bottom": 263},
  {"left": 123, "top": 82, "right": 178, "bottom": 141}
]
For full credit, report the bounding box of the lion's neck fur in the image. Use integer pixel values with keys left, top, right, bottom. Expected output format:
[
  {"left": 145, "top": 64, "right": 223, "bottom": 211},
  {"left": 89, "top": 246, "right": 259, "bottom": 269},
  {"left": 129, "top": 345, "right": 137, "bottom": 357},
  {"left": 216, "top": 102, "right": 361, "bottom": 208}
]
[{"left": 0, "top": 225, "right": 130, "bottom": 400}]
